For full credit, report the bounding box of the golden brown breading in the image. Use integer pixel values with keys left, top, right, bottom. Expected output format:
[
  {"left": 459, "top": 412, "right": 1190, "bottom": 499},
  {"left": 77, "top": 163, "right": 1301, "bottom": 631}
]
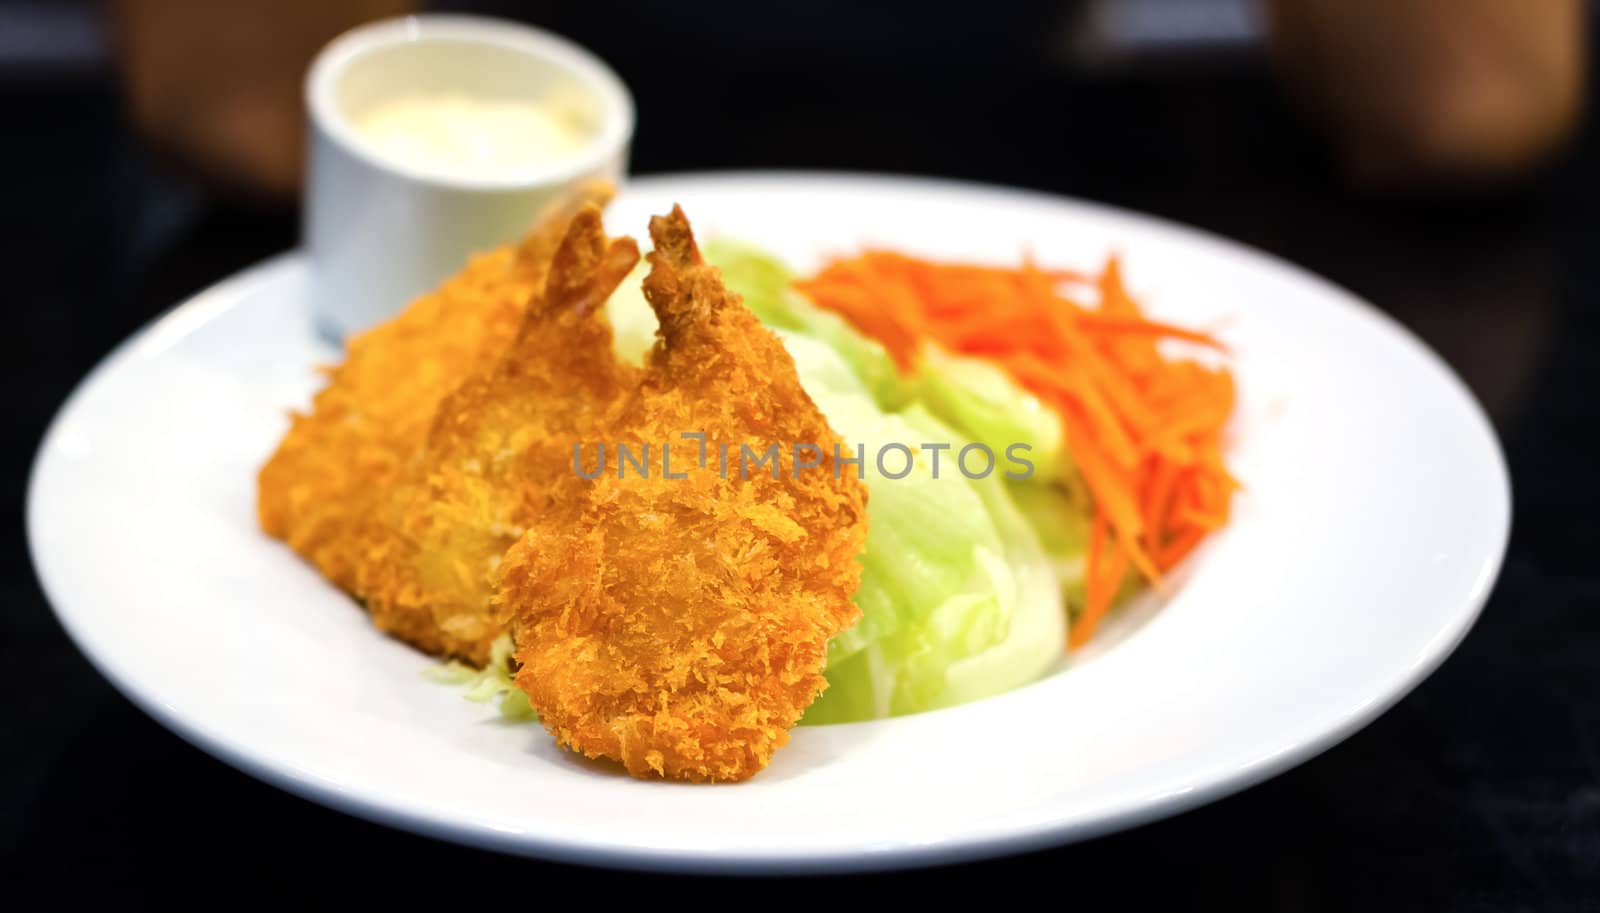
[
  {"left": 497, "top": 206, "right": 868, "bottom": 782},
  {"left": 358, "top": 206, "right": 641, "bottom": 663},
  {"left": 257, "top": 182, "right": 614, "bottom": 662}
]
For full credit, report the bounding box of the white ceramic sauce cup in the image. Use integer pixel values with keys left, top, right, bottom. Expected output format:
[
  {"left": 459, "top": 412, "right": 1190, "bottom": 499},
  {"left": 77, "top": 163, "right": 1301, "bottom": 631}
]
[{"left": 304, "top": 15, "right": 633, "bottom": 340}]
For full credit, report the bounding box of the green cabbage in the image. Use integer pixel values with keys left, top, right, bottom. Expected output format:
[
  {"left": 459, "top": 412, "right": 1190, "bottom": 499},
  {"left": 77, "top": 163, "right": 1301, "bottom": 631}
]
[{"left": 914, "top": 343, "right": 1066, "bottom": 482}]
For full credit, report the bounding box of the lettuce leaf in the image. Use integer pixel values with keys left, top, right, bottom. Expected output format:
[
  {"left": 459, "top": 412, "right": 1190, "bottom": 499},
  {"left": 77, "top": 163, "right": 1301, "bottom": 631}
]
[
  {"left": 1007, "top": 479, "right": 1090, "bottom": 590},
  {"left": 913, "top": 343, "right": 1066, "bottom": 483},
  {"left": 696, "top": 243, "right": 1079, "bottom": 723},
  {"left": 798, "top": 399, "right": 1065, "bottom": 722}
]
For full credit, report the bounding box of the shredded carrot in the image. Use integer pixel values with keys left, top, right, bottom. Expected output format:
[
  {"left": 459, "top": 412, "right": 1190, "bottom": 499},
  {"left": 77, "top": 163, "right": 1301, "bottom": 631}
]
[{"left": 794, "top": 249, "right": 1237, "bottom": 648}]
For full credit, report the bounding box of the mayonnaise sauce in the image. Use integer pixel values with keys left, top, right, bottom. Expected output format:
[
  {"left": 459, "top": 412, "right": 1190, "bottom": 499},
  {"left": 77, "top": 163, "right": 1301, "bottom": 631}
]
[{"left": 351, "top": 93, "right": 592, "bottom": 179}]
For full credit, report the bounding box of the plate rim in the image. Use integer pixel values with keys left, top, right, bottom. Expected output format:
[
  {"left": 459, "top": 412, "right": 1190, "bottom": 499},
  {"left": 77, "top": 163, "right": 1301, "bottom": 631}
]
[{"left": 26, "top": 170, "right": 1512, "bottom": 873}]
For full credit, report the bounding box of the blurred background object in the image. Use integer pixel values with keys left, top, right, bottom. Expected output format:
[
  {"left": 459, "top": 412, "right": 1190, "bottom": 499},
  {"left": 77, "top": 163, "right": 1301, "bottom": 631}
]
[
  {"left": 108, "top": 0, "right": 418, "bottom": 201},
  {"left": 1069, "top": 0, "right": 1264, "bottom": 68},
  {"left": 1070, "top": 0, "right": 1586, "bottom": 186},
  {"left": 0, "top": 0, "right": 104, "bottom": 78},
  {"left": 1263, "top": 0, "right": 1586, "bottom": 187},
  {"left": 3, "top": 0, "right": 1597, "bottom": 908},
  {"left": 2, "top": 1, "right": 1584, "bottom": 199}
]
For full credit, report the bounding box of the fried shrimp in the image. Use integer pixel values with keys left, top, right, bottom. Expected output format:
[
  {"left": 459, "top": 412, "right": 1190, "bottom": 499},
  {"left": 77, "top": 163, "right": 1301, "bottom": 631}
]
[
  {"left": 256, "top": 182, "right": 615, "bottom": 661},
  {"left": 360, "top": 206, "right": 641, "bottom": 662},
  {"left": 498, "top": 206, "right": 869, "bottom": 782}
]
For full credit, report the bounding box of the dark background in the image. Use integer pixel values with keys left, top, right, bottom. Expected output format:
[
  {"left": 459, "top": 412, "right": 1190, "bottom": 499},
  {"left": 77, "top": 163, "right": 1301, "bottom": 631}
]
[{"left": 4, "top": 2, "right": 1597, "bottom": 909}]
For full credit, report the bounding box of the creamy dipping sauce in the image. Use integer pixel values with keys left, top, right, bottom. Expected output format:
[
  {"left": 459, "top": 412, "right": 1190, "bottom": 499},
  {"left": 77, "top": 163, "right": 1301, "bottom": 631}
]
[{"left": 351, "top": 93, "right": 592, "bottom": 180}]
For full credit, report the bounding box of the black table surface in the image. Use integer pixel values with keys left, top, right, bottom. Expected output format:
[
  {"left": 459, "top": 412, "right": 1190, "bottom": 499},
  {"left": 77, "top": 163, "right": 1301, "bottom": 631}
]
[{"left": 5, "top": 37, "right": 1597, "bottom": 911}]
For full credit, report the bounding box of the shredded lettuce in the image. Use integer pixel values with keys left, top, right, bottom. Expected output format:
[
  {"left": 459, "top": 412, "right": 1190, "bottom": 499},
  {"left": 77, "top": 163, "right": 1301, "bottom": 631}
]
[
  {"left": 693, "top": 242, "right": 1085, "bottom": 723},
  {"left": 425, "top": 634, "right": 536, "bottom": 721}
]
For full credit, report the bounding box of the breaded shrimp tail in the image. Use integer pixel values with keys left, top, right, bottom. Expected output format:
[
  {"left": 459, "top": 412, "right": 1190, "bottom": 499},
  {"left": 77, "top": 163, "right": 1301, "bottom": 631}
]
[
  {"left": 256, "top": 182, "right": 619, "bottom": 661},
  {"left": 358, "top": 206, "right": 641, "bottom": 662},
  {"left": 499, "top": 205, "right": 869, "bottom": 782}
]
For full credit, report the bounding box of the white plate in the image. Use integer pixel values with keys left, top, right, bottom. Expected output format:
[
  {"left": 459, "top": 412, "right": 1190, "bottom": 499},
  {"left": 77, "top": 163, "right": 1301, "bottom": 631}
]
[{"left": 27, "top": 172, "right": 1510, "bottom": 873}]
